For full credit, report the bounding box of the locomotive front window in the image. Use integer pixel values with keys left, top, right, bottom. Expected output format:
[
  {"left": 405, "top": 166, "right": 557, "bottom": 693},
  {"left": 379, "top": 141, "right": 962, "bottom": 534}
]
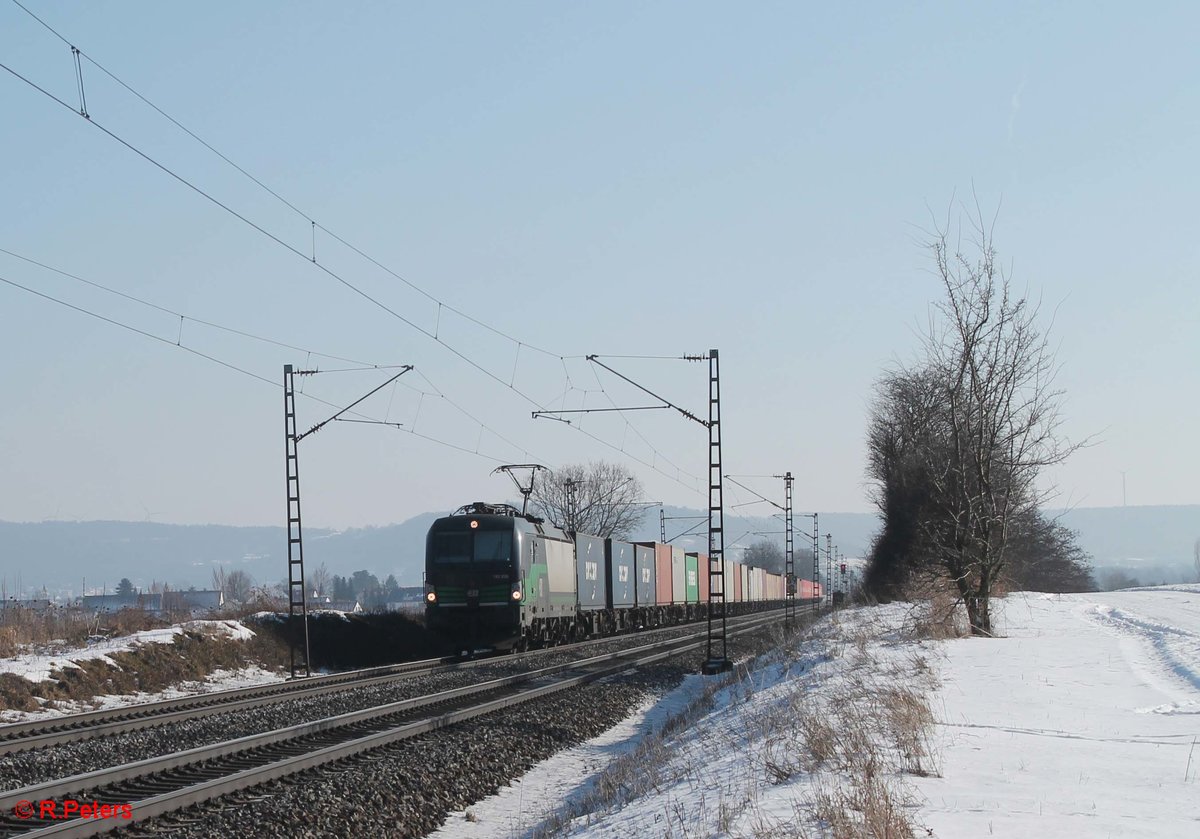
[
  {"left": 473, "top": 531, "right": 512, "bottom": 563},
  {"left": 433, "top": 533, "right": 472, "bottom": 563}
]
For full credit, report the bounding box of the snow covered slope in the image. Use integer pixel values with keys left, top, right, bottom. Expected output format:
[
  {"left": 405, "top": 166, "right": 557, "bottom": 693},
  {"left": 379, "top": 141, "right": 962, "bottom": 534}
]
[{"left": 434, "top": 587, "right": 1200, "bottom": 838}]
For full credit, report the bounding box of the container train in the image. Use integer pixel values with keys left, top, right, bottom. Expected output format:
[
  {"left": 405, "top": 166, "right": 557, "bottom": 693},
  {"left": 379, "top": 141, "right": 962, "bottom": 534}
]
[{"left": 423, "top": 501, "right": 822, "bottom": 652}]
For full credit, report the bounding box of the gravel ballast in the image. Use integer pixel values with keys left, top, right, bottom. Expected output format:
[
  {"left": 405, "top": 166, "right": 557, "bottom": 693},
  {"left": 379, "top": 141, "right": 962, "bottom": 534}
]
[
  {"left": 0, "top": 618, "right": 777, "bottom": 792},
  {"left": 118, "top": 624, "right": 790, "bottom": 838}
]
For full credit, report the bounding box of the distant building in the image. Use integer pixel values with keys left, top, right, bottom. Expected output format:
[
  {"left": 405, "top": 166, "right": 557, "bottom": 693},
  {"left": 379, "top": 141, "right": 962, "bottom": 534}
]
[
  {"left": 306, "top": 594, "right": 363, "bottom": 614},
  {"left": 81, "top": 593, "right": 151, "bottom": 613},
  {"left": 0, "top": 598, "right": 56, "bottom": 614},
  {"left": 81, "top": 590, "right": 224, "bottom": 616}
]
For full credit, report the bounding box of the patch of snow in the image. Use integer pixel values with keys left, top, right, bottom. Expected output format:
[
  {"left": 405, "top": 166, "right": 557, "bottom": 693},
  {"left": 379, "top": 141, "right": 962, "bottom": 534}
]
[
  {"left": 0, "top": 664, "right": 284, "bottom": 724},
  {"left": 0, "top": 619, "right": 258, "bottom": 684},
  {"left": 440, "top": 589, "right": 1200, "bottom": 838},
  {"left": 430, "top": 679, "right": 711, "bottom": 839}
]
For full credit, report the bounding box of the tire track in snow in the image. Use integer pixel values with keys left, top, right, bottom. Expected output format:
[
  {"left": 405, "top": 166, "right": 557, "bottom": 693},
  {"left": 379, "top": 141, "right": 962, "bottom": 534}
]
[{"left": 1085, "top": 602, "right": 1200, "bottom": 712}]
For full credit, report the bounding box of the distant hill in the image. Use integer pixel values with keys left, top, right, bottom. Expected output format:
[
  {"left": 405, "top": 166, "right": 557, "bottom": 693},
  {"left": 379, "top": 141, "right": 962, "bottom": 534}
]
[
  {"left": 1052, "top": 505, "right": 1199, "bottom": 584},
  {"left": 2, "top": 504, "right": 1195, "bottom": 597},
  {"left": 0, "top": 515, "right": 439, "bottom": 597}
]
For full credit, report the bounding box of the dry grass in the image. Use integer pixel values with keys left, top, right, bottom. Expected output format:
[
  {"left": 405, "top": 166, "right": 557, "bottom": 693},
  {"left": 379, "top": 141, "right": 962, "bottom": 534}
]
[
  {"left": 528, "top": 607, "right": 944, "bottom": 838},
  {"left": 0, "top": 621, "right": 290, "bottom": 712},
  {"left": 0, "top": 607, "right": 99, "bottom": 657},
  {"left": 899, "top": 583, "right": 970, "bottom": 640}
]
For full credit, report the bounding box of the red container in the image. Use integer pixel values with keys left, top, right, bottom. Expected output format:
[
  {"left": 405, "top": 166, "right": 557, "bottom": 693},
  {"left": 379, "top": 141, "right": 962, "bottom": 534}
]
[
  {"left": 733, "top": 561, "right": 744, "bottom": 602},
  {"left": 654, "top": 543, "right": 673, "bottom": 605},
  {"left": 696, "top": 553, "right": 710, "bottom": 602}
]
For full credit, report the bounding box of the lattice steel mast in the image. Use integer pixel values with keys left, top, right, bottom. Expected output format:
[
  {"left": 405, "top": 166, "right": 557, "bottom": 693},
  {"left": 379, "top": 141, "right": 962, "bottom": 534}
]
[
  {"left": 283, "top": 363, "right": 411, "bottom": 678},
  {"left": 531, "top": 349, "right": 729, "bottom": 674},
  {"left": 702, "top": 349, "right": 731, "bottom": 674},
  {"left": 283, "top": 364, "right": 311, "bottom": 678},
  {"left": 783, "top": 471, "right": 795, "bottom": 628}
]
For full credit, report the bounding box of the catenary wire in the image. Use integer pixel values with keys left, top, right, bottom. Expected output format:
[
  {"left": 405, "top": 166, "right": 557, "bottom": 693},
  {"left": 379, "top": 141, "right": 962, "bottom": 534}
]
[
  {"left": 9, "top": 0, "right": 559, "bottom": 361},
  {"left": 0, "top": 272, "right": 537, "bottom": 467},
  {"left": 0, "top": 22, "right": 709, "bottom": 500}
]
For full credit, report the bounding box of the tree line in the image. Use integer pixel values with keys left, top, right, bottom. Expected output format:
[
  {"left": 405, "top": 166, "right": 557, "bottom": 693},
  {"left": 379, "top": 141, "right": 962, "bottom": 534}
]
[{"left": 862, "top": 209, "right": 1094, "bottom": 635}]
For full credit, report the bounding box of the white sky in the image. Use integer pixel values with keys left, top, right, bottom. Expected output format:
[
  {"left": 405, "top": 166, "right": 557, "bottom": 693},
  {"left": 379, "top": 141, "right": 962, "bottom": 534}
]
[{"left": 1, "top": 2, "right": 1196, "bottom": 527}]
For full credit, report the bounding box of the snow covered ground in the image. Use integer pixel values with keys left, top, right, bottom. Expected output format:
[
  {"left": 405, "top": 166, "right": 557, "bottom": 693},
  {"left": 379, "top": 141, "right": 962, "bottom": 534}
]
[
  {"left": 0, "top": 619, "right": 283, "bottom": 723},
  {"left": 917, "top": 587, "right": 1200, "bottom": 838},
  {"left": 433, "top": 586, "right": 1200, "bottom": 838}
]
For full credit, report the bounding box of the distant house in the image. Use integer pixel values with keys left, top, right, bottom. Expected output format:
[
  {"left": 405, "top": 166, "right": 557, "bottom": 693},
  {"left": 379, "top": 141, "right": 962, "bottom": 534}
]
[
  {"left": 306, "top": 594, "right": 363, "bottom": 614},
  {"left": 81, "top": 590, "right": 224, "bottom": 616},
  {"left": 81, "top": 593, "right": 152, "bottom": 613}
]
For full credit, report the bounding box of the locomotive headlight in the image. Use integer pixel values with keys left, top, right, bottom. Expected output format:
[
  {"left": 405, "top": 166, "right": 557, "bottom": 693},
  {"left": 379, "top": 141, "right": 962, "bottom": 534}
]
[
  {"left": 511, "top": 588, "right": 523, "bottom": 601},
  {"left": 425, "top": 590, "right": 437, "bottom": 604}
]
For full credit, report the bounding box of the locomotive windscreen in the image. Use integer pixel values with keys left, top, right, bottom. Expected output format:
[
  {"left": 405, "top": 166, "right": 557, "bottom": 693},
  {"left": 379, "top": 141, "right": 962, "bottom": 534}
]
[
  {"left": 473, "top": 531, "right": 512, "bottom": 562},
  {"left": 431, "top": 530, "right": 512, "bottom": 563},
  {"left": 432, "top": 533, "right": 471, "bottom": 563}
]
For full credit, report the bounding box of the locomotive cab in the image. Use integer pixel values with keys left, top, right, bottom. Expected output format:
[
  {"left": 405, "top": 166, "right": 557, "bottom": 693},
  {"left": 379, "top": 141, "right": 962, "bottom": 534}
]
[{"left": 424, "top": 503, "right": 526, "bottom": 651}]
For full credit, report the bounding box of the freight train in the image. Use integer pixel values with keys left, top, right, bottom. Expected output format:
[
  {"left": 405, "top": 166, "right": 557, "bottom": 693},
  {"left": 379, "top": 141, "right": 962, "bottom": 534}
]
[{"left": 423, "top": 501, "right": 822, "bottom": 652}]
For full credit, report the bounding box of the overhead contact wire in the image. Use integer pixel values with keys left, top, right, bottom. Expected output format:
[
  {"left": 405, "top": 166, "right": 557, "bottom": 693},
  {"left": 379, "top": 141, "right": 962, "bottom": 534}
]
[{"left": 2, "top": 13, "right": 706, "bottom": 492}]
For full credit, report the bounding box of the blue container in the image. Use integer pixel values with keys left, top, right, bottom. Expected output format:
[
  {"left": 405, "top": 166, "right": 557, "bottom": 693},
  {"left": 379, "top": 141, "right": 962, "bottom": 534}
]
[
  {"left": 574, "top": 533, "right": 607, "bottom": 611},
  {"left": 634, "top": 543, "right": 656, "bottom": 607},
  {"left": 605, "top": 539, "right": 637, "bottom": 608}
]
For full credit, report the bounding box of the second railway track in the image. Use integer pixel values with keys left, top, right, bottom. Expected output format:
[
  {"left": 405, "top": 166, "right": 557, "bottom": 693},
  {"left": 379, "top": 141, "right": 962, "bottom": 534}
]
[
  {"left": 0, "top": 609, "right": 787, "bottom": 758},
  {"left": 0, "top": 610, "right": 797, "bottom": 838}
]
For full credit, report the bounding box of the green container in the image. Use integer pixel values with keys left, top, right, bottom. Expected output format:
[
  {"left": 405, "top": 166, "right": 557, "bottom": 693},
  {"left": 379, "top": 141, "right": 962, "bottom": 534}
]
[{"left": 684, "top": 553, "right": 699, "bottom": 603}]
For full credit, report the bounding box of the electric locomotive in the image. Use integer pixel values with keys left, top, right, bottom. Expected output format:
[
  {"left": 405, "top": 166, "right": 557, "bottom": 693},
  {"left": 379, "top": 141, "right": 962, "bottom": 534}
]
[
  {"left": 424, "top": 500, "right": 814, "bottom": 654},
  {"left": 423, "top": 501, "right": 575, "bottom": 652}
]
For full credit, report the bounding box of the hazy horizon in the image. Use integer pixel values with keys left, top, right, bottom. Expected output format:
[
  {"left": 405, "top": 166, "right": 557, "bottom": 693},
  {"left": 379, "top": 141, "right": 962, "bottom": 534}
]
[{"left": 2, "top": 3, "right": 1197, "bottom": 529}]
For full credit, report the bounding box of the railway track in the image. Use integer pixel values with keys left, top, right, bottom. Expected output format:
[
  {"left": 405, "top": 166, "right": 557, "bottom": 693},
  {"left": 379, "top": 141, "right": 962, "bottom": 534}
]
[
  {"left": 0, "top": 608, "right": 790, "bottom": 758},
  {"left": 0, "top": 610, "right": 796, "bottom": 838}
]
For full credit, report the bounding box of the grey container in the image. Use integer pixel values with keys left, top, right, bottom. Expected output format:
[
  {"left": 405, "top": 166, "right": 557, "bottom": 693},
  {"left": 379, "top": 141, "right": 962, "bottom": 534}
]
[
  {"left": 575, "top": 533, "right": 607, "bottom": 610},
  {"left": 634, "top": 543, "right": 656, "bottom": 607},
  {"left": 605, "top": 539, "right": 637, "bottom": 609}
]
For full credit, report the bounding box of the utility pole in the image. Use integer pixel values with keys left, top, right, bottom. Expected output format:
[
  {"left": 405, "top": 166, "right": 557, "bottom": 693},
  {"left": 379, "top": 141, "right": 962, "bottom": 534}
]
[
  {"left": 702, "top": 350, "right": 731, "bottom": 674},
  {"left": 283, "top": 364, "right": 311, "bottom": 679},
  {"left": 284, "top": 363, "right": 411, "bottom": 679},
  {"left": 825, "top": 534, "right": 833, "bottom": 608},
  {"left": 812, "top": 513, "right": 820, "bottom": 606},
  {"left": 564, "top": 479, "right": 580, "bottom": 532},
  {"left": 783, "top": 472, "right": 795, "bottom": 628},
  {"left": 725, "top": 471, "right": 794, "bottom": 626},
  {"left": 531, "top": 349, "right": 729, "bottom": 675}
]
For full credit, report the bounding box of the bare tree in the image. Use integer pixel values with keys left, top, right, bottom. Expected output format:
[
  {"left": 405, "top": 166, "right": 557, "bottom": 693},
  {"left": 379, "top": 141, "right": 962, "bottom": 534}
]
[
  {"left": 223, "top": 570, "right": 254, "bottom": 604},
  {"left": 530, "top": 461, "right": 646, "bottom": 538},
  {"left": 742, "top": 539, "right": 785, "bottom": 573},
  {"left": 1005, "top": 511, "right": 1095, "bottom": 593},
  {"left": 308, "top": 563, "right": 331, "bottom": 598},
  {"left": 866, "top": 207, "right": 1081, "bottom": 635}
]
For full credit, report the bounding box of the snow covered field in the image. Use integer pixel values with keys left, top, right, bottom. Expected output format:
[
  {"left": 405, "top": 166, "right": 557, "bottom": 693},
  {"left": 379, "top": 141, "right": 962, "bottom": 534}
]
[
  {"left": 0, "top": 619, "right": 282, "bottom": 723},
  {"left": 434, "top": 586, "right": 1200, "bottom": 838},
  {"left": 917, "top": 587, "right": 1199, "bottom": 838}
]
